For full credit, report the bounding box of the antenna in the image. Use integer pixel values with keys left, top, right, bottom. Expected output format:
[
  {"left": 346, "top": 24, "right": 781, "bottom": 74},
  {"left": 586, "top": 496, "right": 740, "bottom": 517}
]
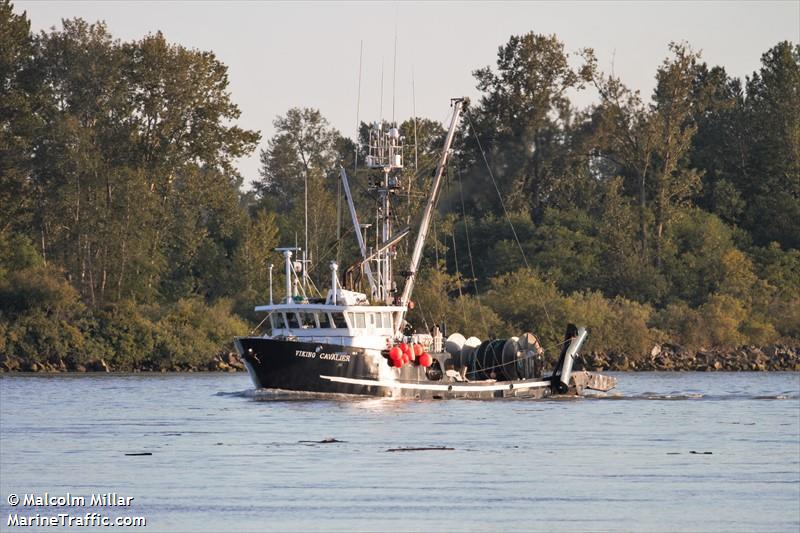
[
  {"left": 304, "top": 167, "right": 308, "bottom": 288},
  {"left": 412, "top": 68, "right": 418, "bottom": 173},
  {"left": 392, "top": 11, "right": 398, "bottom": 123},
  {"left": 408, "top": 67, "right": 418, "bottom": 251},
  {"left": 379, "top": 59, "right": 384, "bottom": 120},
  {"left": 336, "top": 172, "right": 341, "bottom": 263},
  {"left": 611, "top": 48, "right": 616, "bottom": 77},
  {"left": 355, "top": 40, "right": 363, "bottom": 174}
]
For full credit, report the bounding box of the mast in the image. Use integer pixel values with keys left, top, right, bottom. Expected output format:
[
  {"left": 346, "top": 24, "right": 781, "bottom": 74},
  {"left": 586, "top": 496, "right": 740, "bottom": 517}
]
[
  {"left": 365, "top": 117, "right": 405, "bottom": 304},
  {"left": 381, "top": 164, "right": 391, "bottom": 303},
  {"left": 395, "top": 97, "right": 468, "bottom": 331}
]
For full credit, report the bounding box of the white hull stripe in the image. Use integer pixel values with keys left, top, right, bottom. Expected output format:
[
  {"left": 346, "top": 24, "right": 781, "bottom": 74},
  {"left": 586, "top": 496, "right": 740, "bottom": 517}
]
[{"left": 319, "top": 375, "right": 552, "bottom": 392}]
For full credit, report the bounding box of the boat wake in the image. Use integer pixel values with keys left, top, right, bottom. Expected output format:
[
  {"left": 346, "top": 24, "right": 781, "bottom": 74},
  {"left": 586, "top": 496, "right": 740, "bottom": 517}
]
[
  {"left": 213, "top": 390, "right": 251, "bottom": 398},
  {"left": 248, "top": 388, "right": 381, "bottom": 402},
  {"left": 216, "top": 388, "right": 798, "bottom": 402},
  {"left": 584, "top": 392, "right": 798, "bottom": 401}
]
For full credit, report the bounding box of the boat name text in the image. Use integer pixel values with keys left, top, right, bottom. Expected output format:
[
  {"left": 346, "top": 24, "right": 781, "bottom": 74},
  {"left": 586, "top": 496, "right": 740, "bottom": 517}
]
[{"left": 295, "top": 350, "right": 351, "bottom": 363}]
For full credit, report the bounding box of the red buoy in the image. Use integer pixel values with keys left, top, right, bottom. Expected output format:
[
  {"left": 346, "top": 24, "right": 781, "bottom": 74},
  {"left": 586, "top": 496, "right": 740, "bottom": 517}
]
[
  {"left": 413, "top": 343, "right": 424, "bottom": 356},
  {"left": 389, "top": 346, "right": 402, "bottom": 360},
  {"left": 419, "top": 353, "right": 432, "bottom": 367},
  {"left": 399, "top": 343, "right": 409, "bottom": 354}
]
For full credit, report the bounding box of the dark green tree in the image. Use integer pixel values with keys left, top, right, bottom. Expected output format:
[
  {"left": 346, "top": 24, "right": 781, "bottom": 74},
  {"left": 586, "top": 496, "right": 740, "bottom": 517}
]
[
  {"left": 462, "top": 32, "right": 595, "bottom": 218},
  {"left": 256, "top": 108, "right": 346, "bottom": 287},
  {"left": 0, "top": 0, "right": 38, "bottom": 232},
  {"left": 742, "top": 41, "right": 800, "bottom": 249},
  {"left": 26, "top": 20, "right": 259, "bottom": 304}
]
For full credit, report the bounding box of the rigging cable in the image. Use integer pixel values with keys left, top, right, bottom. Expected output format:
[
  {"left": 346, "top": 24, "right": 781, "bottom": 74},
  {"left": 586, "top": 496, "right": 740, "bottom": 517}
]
[
  {"left": 432, "top": 210, "right": 439, "bottom": 268},
  {"left": 249, "top": 312, "right": 273, "bottom": 336},
  {"left": 464, "top": 109, "right": 529, "bottom": 269},
  {"left": 342, "top": 40, "right": 364, "bottom": 265},
  {"left": 412, "top": 293, "right": 431, "bottom": 334},
  {"left": 464, "top": 108, "right": 557, "bottom": 340},
  {"left": 450, "top": 202, "right": 468, "bottom": 327},
  {"left": 457, "top": 166, "right": 487, "bottom": 331}
]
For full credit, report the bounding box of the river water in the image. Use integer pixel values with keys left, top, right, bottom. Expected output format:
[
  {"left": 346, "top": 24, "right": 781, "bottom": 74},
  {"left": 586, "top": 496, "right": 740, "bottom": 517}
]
[{"left": 1, "top": 372, "right": 798, "bottom": 532}]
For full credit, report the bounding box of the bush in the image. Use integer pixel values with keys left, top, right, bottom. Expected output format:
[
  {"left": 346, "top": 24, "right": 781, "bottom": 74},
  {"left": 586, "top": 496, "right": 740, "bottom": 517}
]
[
  {"left": 652, "top": 302, "right": 704, "bottom": 349},
  {"left": 0, "top": 265, "right": 84, "bottom": 318},
  {"left": 151, "top": 298, "right": 249, "bottom": 369},
  {"left": 653, "top": 294, "right": 750, "bottom": 349},
  {"left": 698, "top": 293, "right": 747, "bottom": 348},
  {"left": 662, "top": 209, "right": 741, "bottom": 305},
  {"left": 0, "top": 262, "right": 93, "bottom": 367},
  {"left": 1, "top": 310, "right": 87, "bottom": 365},
  {"left": 95, "top": 301, "right": 157, "bottom": 370},
  {"left": 485, "top": 268, "right": 565, "bottom": 348},
  {"left": 562, "top": 292, "right": 657, "bottom": 358},
  {"left": 439, "top": 295, "right": 508, "bottom": 340}
]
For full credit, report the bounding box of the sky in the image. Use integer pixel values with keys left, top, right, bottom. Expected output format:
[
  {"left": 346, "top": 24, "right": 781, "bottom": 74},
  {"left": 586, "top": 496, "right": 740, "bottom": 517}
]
[{"left": 15, "top": 1, "right": 800, "bottom": 188}]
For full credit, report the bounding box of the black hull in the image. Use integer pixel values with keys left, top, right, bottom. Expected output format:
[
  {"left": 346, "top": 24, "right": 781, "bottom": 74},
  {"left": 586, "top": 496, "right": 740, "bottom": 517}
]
[
  {"left": 234, "top": 336, "right": 560, "bottom": 400},
  {"left": 234, "top": 337, "right": 388, "bottom": 396}
]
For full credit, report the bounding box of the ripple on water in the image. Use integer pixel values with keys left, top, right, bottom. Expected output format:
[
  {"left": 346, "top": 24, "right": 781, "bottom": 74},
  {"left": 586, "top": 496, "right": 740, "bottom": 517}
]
[{"left": 1, "top": 372, "right": 798, "bottom": 533}]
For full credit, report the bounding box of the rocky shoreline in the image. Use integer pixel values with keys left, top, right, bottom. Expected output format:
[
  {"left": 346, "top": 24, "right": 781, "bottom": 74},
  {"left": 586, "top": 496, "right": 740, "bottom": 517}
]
[
  {"left": 0, "top": 352, "right": 246, "bottom": 373},
  {"left": 573, "top": 344, "right": 800, "bottom": 372},
  {"left": 1, "top": 344, "right": 798, "bottom": 373}
]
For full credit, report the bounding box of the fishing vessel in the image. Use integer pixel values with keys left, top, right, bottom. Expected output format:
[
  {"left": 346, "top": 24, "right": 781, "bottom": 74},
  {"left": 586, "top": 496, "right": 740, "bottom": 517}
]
[{"left": 234, "top": 97, "right": 616, "bottom": 399}]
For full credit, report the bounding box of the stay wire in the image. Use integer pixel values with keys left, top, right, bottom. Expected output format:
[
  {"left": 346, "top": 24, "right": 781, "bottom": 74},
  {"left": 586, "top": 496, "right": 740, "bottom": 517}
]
[
  {"left": 464, "top": 109, "right": 529, "bottom": 269},
  {"left": 433, "top": 212, "right": 439, "bottom": 267},
  {"left": 456, "top": 166, "right": 486, "bottom": 331},
  {"left": 451, "top": 231, "right": 468, "bottom": 327},
  {"left": 249, "top": 312, "right": 272, "bottom": 336},
  {"left": 464, "top": 109, "right": 558, "bottom": 340}
]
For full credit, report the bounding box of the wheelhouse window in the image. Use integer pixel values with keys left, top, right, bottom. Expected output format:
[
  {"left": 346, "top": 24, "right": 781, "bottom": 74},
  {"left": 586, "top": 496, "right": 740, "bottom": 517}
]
[
  {"left": 286, "top": 313, "right": 300, "bottom": 329},
  {"left": 331, "top": 313, "right": 348, "bottom": 329},
  {"left": 274, "top": 313, "right": 287, "bottom": 329},
  {"left": 355, "top": 313, "right": 366, "bottom": 329},
  {"left": 299, "top": 312, "right": 316, "bottom": 328},
  {"left": 374, "top": 313, "right": 382, "bottom": 328},
  {"left": 318, "top": 312, "right": 332, "bottom": 328}
]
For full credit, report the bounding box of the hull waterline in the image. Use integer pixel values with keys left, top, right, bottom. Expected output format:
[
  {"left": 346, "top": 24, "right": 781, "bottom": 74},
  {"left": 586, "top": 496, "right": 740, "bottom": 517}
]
[{"left": 234, "top": 332, "right": 612, "bottom": 400}]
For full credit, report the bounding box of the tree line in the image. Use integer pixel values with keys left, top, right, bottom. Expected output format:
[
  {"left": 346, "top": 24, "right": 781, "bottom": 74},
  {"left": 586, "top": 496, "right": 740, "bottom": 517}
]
[{"left": 1, "top": 1, "right": 797, "bottom": 370}]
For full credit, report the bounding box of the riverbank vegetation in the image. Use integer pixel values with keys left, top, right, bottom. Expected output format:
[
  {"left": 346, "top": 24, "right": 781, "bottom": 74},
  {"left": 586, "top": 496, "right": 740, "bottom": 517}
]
[{"left": 1, "top": 1, "right": 798, "bottom": 371}]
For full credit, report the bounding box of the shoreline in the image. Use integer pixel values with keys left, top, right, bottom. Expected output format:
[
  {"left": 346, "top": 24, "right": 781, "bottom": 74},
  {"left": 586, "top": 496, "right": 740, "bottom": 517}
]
[
  {"left": 0, "top": 352, "right": 246, "bottom": 374},
  {"left": 573, "top": 343, "right": 800, "bottom": 372},
  {"left": 1, "top": 344, "right": 798, "bottom": 374}
]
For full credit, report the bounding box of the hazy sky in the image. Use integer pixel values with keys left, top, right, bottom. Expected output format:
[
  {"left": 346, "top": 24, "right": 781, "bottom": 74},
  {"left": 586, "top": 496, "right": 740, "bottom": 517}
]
[{"left": 16, "top": 1, "right": 800, "bottom": 187}]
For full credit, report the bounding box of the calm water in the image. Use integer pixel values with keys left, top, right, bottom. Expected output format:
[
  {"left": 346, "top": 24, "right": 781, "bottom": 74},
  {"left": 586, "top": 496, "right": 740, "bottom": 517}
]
[{"left": 1, "top": 372, "right": 798, "bottom": 532}]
